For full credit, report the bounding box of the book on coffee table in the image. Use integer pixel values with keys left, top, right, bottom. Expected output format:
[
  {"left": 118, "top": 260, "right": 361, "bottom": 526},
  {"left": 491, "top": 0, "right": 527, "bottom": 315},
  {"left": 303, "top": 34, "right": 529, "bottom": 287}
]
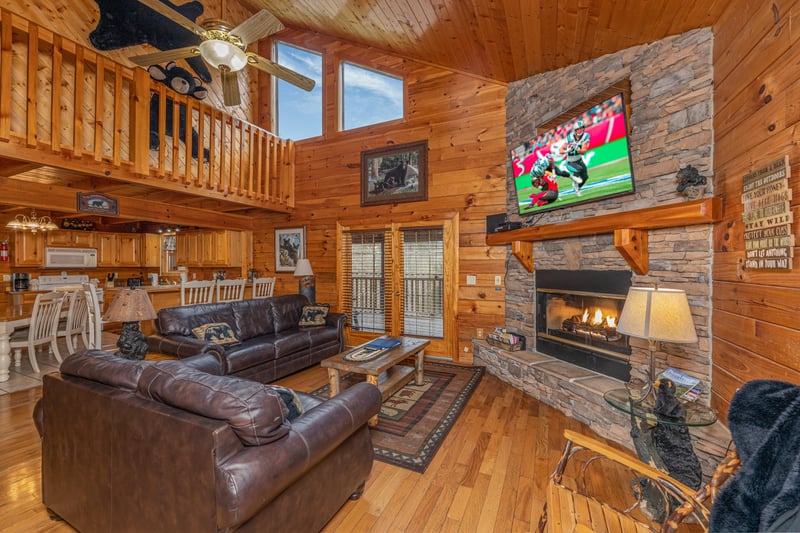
[{"left": 365, "top": 338, "right": 402, "bottom": 350}]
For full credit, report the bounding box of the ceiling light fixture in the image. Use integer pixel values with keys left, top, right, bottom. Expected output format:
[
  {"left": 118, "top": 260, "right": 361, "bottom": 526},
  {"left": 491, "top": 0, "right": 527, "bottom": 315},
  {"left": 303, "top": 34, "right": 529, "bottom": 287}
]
[
  {"left": 199, "top": 39, "right": 247, "bottom": 71},
  {"left": 5, "top": 209, "right": 59, "bottom": 233}
]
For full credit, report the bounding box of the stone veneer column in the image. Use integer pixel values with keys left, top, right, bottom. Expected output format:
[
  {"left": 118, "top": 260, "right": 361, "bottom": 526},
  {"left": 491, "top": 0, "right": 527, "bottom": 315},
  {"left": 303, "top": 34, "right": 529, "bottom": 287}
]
[{"left": 485, "top": 28, "right": 728, "bottom": 474}]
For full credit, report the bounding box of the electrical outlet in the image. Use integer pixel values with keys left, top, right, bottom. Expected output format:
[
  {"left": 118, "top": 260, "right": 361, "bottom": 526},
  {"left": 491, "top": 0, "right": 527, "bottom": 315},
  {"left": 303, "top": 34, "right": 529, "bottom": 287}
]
[
  {"left": 463, "top": 346, "right": 469, "bottom": 352},
  {"left": 2, "top": 274, "right": 9, "bottom": 282},
  {"left": 476, "top": 328, "right": 483, "bottom": 338},
  {"left": 466, "top": 275, "right": 477, "bottom": 285},
  {"left": 495, "top": 275, "right": 502, "bottom": 286}
]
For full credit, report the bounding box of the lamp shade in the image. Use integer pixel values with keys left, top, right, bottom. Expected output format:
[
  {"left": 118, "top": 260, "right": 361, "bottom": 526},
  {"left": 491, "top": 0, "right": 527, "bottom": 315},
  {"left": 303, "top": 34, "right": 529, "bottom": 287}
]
[
  {"left": 103, "top": 288, "right": 157, "bottom": 323},
  {"left": 294, "top": 258, "right": 314, "bottom": 277},
  {"left": 199, "top": 39, "right": 247, "bottom": 71},
  {"left": 616, "top": 286, "right": 698, "bottom": 343}
]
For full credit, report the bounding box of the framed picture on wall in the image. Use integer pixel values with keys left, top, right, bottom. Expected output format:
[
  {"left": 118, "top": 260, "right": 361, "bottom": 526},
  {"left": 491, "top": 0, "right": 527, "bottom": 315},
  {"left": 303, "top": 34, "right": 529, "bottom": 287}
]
[
  {"left": 361, "top": 140, "right": 428, "bottom": 206},
  {"left": 275, "top": 227, "right": 306, "bottom": 272}
]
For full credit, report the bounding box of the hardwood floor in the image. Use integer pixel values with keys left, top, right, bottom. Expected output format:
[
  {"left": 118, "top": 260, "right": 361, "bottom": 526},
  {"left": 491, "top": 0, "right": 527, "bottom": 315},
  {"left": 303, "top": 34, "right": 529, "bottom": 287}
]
[{"left": 0, "top": 365, "right": 606, "bottom": 532}]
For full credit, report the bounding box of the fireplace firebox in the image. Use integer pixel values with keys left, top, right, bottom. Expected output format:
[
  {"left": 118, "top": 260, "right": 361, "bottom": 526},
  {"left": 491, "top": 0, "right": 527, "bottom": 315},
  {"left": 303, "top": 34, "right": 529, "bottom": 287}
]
[{"left": 536, "top": 270, "right": 632, "bottom": 381}]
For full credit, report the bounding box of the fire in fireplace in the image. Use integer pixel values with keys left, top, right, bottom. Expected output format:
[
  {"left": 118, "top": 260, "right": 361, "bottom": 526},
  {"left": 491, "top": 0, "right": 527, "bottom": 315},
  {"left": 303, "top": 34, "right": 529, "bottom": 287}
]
[{"left": 536, "top": 270, "right": 632, "bottom": 380}]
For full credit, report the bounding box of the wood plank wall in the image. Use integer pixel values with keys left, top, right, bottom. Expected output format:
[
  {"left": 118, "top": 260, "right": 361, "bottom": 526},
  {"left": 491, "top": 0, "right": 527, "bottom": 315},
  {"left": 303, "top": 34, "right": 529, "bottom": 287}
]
[
  {"left": 252, "top": 29, "right": 509, "bottom": 361},
  {"left": 711, "top": 0, "right": 800, "bottom": 422}
]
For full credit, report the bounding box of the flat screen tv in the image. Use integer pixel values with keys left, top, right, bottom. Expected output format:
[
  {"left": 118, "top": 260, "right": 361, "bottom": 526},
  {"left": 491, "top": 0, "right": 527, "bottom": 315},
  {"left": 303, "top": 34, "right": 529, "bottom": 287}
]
[{"left": 511, "top": 93, "right": 635, "bottom": 216}]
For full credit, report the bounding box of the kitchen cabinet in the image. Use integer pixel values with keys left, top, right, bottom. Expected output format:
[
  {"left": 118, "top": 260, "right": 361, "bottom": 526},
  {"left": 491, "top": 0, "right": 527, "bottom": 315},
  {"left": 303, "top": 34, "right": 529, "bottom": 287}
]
[
  {"left": 12, "top": 231, "right": 44, "bottom": 267},
  {"left": 142, "top": 234, "right": 161, "bottom": 268},
  {"left": 46, "top": 230, "right": 97, "bottom": 248},
  {"left": 175, "top": 230, "right": 242, "bottom": 268},
  {"left": 97, "top": 233, "right": 142, "bottom": 267}
]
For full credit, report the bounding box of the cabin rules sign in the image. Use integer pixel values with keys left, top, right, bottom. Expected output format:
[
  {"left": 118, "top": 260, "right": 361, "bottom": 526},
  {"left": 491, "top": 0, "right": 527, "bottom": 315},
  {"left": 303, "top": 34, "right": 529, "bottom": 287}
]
[{"left": 742, "top": 156, "right": 794, "bottom": 271}]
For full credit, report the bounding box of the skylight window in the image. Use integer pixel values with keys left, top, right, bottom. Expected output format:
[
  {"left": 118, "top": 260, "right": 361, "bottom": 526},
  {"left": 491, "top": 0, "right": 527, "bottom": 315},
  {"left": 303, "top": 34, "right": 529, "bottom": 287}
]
[{"left": 341, "top": 61, "right": 403, "bottom": 131}]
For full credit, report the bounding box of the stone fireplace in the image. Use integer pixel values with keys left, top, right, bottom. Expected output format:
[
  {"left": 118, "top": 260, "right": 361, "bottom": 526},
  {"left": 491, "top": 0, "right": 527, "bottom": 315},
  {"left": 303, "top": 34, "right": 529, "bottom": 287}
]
[
  {"left": 473, "top": 27, "right": 728, "bottom": 474},
  {"left": 535, "top": 270, "right": 632, "bottom": 381}
]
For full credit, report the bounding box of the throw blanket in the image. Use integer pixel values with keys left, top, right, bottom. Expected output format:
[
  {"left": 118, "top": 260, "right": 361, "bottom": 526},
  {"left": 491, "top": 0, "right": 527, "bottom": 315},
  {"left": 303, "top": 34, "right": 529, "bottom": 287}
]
[{"left": 710, "top": 380, "right": 800, "bottom": 532}]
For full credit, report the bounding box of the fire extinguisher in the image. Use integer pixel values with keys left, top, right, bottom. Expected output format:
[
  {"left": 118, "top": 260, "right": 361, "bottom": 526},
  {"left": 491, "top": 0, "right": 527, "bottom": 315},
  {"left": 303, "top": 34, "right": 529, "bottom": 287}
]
[{"left": 0, "top": 240, "right": 8, "bottom": 262}]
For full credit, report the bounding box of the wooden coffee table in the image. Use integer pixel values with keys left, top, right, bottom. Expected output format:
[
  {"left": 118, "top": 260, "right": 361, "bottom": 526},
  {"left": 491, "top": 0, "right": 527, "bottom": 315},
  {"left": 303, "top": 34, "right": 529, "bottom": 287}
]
[{"left": 321, "top": 336, "right": 430, "bottom": 426}]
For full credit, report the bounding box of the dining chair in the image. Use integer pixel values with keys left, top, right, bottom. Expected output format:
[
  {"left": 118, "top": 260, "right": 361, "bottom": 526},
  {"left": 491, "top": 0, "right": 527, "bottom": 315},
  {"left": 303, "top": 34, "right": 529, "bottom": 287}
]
[
  {"left": 180, "top": 280, "right": 216, "bottom": 306},
  {"left": 9, "top": 291, "right": 66, "bottom": 373},
  {"left": 216, "top": 279, "right": 247, "bottom": 302},
  {"left": 56, "top": 289, "right": 89, "bottom": 355},
  {"left": 82, "top": 283, "right": 104, "bottom": 350},
  {"left": 251, "top": 277, "right": 276, "bottom": 299}
]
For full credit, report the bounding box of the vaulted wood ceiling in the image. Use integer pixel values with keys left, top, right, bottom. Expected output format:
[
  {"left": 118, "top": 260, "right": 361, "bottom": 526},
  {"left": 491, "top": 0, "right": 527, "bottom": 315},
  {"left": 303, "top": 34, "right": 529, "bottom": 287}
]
[
  {"left": 245, "top": 0, "right": 725, "bottom": 83},
  {"left": 2, "top": 0, "right": 725, "bottom": 227}
]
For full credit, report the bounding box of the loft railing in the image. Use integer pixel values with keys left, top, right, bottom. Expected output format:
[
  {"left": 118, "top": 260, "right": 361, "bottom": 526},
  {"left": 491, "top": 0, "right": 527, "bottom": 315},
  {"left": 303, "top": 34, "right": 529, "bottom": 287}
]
[{"left": 0, "top": 8, "right": 294, "bottom": 210}]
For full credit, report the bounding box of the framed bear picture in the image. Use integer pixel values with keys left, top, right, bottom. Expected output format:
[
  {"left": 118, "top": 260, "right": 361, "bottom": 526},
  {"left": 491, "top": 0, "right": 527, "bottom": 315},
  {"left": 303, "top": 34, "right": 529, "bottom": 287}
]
[
  {"left": 275, "top": 227, "right": 306, "bottom": 272},
  {"left": 361, "top": 140, "right": 428, "bottom": 206}
]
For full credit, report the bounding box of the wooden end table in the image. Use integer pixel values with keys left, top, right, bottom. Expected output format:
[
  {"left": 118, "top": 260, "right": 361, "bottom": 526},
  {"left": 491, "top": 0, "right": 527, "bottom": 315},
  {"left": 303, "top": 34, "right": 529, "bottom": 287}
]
[{"left": 321, "top": 336, "right": 430, "bottom": 426}]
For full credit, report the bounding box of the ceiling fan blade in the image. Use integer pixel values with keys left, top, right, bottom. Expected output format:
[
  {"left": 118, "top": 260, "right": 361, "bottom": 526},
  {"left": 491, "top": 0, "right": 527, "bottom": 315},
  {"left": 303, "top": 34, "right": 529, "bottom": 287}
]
[
  {"left": 129, "top": 46, "right": 201, "bottom": 66},
  {"left": 246, "top": 53, "right": 315, "bottom": 92},
  {"left": 230, "top": 10, "right": 284, "bottom": 46},
  {"left": 138, "top": 0, "right": 207, "bottom": 37},
  {"left": 221, "top": 68, "right": 241, "bottom": 107}
]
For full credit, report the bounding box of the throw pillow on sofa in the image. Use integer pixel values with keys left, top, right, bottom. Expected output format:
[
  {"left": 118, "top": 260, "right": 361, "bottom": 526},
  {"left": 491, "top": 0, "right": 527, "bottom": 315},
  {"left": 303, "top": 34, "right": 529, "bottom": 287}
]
[
  {"left": 298, "top": 304, "right": 329, "bottom": 328},
  {"left": 137, "top": 361, "right": 290, "bottom": 445},
  {"left": 192, "top": 322, "right": 240, "bottom": 345},
  {"left": 268, "top": 385, "right": 305, "bottom": 420}
]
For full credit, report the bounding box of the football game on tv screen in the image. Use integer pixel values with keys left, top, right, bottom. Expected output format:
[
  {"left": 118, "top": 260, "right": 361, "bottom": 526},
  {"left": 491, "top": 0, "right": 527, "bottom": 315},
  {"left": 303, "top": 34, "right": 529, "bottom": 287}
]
[{"left": 511, "top": 93, "right": 636, "bottom": 216}]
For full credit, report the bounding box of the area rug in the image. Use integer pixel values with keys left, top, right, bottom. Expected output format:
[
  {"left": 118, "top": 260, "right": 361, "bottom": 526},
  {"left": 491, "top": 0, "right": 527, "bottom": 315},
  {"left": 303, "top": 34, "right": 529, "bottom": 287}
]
[{"left": 312, "top": 362, "right": 484, "bottom": 473}]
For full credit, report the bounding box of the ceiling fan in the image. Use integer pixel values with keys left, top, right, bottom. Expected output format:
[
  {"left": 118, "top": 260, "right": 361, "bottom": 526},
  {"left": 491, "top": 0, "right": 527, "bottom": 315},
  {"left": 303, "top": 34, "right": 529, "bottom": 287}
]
[{"left": 129, "top": 0, "right": 315, "bottom": 106}]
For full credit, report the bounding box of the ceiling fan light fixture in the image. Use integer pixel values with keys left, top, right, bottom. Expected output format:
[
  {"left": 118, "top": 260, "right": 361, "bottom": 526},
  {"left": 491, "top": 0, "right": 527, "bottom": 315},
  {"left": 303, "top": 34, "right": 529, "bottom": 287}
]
[{"left": 200, "top": 39, "right": 247, "bottom": 72}]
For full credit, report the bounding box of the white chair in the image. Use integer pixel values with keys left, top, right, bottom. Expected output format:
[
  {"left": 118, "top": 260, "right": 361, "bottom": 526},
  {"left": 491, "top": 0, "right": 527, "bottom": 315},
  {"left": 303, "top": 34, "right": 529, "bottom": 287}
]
[
  {"left": 252, "top": 277, "right": 276, "bottom": 299},
  {"left": 216, "top": 279, "right": 247, "bottom": 302},
  {"left": 10, "top": 291, "right": 65, "bottom": 373},
  {"left": 180, "top": 280, "right": 216, "bottom": 306},
  {"left": 82, "top": 283, "right": 104, "bottom": 350},
  {"left": 56, "top": 289, "right": 89, "bottom": 355}
]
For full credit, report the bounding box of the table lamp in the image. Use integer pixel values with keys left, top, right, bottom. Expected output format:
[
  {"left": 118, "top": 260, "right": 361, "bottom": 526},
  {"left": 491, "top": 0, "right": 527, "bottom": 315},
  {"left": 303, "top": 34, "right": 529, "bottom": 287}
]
[
  {"left": 294, "top": 258, "right": 315, "bottom": 303},
  {"left": 103, "top": 288, "right": 157, "bottom": 360},
  {"left": 615, "top": 286, "right": 698, "bottom": 402}
]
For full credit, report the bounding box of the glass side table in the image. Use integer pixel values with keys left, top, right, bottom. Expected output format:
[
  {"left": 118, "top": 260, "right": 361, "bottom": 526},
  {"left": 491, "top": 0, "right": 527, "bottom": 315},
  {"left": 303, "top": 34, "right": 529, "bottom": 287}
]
[
  {"left": 604, "top": 387, "right": 718, "bottom": 426},
  {"left": 604, "top": 387, "right": 718, "bottom": 521}
]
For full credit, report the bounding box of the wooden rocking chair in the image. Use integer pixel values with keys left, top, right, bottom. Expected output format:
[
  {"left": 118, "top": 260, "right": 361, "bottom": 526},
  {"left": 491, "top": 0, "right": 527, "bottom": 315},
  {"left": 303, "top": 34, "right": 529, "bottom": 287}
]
[{"left": 538, "top": 429, "right": 740, "bottom": 533}]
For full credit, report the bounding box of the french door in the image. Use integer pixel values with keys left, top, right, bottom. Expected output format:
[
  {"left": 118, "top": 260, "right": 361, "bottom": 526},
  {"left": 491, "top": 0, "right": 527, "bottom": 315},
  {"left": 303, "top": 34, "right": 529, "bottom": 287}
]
[{"left": 337, "top": 218, "right": 457, "bottom": 358}]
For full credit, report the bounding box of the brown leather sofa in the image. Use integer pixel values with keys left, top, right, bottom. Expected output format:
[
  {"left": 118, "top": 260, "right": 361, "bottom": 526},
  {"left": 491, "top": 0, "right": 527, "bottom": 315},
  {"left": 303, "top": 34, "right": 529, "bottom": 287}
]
[
  {"left": 34, "top": 350, "right": 381, "bottom": 533},
  {"left": 147, "top": 294, "right": 345, "bottom": 383}
]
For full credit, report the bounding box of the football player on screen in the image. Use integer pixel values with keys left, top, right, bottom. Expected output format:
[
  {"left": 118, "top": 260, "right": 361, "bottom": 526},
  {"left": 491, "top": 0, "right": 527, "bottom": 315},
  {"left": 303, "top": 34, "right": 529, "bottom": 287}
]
[{"left": 560, "top": 119, "right": 591, "bottom": 196}]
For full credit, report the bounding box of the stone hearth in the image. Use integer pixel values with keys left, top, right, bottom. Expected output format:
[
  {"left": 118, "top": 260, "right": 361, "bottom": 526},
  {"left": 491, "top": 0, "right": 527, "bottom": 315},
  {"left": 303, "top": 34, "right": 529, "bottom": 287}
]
[{"left": 473, "top": 340, "right": 730, "bottom": 478}]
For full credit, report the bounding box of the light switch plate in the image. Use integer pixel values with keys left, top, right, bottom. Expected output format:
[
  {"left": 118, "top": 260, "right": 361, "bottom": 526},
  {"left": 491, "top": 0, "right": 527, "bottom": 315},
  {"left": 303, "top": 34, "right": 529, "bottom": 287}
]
[
  {"left": 495, "top": 275, "right": 502, "bottom": 286},
  {"left": 466, "top": 275, "right": 477, "bottom": 285}
]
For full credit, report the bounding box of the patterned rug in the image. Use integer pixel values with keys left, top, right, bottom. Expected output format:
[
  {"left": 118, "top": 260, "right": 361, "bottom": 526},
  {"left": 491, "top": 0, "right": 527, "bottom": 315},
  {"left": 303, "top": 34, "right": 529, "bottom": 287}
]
[{"left": 312, "top": 362, "right": 484, "bottom": 473}]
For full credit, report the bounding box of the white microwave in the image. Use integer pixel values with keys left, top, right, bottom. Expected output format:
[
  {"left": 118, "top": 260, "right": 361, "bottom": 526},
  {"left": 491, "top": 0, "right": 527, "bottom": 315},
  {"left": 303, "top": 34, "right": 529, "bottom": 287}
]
[{"left": 44, "top": 247, "right": 98, "bottom": 269}]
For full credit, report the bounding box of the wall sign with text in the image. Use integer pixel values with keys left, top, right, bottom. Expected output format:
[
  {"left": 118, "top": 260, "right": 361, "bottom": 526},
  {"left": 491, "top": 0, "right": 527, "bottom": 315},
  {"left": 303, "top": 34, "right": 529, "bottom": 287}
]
[{"left": 742, "top": 156, "right": 794, "bottom": 271}]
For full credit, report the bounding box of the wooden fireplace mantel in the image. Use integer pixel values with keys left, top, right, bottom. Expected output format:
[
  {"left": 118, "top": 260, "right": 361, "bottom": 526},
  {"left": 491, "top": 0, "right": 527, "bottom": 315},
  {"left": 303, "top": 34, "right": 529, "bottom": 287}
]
[{"left": 485, "top": 197, "right": 723, "bottom": 274}]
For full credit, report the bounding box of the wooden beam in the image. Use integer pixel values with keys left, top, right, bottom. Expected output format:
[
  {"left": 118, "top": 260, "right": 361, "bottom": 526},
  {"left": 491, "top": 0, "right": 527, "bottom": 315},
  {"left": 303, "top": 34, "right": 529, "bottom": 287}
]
[
  {"left": 614, "top": 228, "right": 649, "bottom": 274},
  {"left": 487, "top": 198, "right": 722, "bottom": 245},
  {"left": 511, "top": 241, "right": 534, "bottom": 272},
  {"left": 0, "top": 179, "right": 255, "bottom": 231}
]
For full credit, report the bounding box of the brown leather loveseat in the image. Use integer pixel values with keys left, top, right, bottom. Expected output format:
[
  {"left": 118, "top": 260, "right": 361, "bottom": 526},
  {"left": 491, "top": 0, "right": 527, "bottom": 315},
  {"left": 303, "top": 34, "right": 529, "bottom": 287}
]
[
  {"left": 34, "top": 350, "right": 381, "bottom": 532},
  {"left": 147, "top": 294, "right": 345, "bottom": 383}
]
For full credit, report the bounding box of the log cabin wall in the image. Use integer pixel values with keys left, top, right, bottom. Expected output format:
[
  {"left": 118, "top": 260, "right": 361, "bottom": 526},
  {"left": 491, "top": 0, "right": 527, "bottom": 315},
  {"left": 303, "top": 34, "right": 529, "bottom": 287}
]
[
  {"left": 252, "top": 29, "right": 509, "bottom": 361},
  {"left": 710, "top": 1, "right": 800, "bottom": 423}
]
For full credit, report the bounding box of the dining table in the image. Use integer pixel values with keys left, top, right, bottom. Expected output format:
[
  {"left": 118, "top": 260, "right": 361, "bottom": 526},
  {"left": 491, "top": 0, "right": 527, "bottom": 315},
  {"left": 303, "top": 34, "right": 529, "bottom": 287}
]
[{"left": 0, "top": 302, "right": 36, "bottom": 382}]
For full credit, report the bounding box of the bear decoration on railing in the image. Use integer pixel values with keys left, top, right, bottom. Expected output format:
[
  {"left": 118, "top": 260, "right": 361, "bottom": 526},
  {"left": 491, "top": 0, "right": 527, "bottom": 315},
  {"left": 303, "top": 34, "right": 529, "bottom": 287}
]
[{"left": 148, "top": 61, "right": 210, "bottom": 162}]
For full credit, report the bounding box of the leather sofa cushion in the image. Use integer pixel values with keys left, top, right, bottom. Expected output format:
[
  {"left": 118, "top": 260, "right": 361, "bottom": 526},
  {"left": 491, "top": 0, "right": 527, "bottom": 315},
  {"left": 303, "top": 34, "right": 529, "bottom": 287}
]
[
  {"left": 60, "top": 350, "right": 152, "bottom": 391},
  {"left": 271, "top": 294, "right": 309, "bottom": 333},
  {"left": 137, "top": 361, "right": 290, "bottom": 446},
  {"left": 157, "top": 303, "right": 237, "bottom": 338},
  {"left": 223, "top": 337, "right": 277, "bottom": 374},
  {"left": 231, "top": 299, "right": 275, "bottom": 341},
  {"left": 273, "top": 331, "right": 312, "bottom": 358}
]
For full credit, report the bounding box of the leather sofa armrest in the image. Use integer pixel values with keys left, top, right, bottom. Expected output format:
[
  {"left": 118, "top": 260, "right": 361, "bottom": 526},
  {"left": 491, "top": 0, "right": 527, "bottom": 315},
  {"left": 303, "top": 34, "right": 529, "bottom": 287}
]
[
  {"left": 147, "top": 334, "right": 225, "bottom": 359},
  {"left": 179, "top": 352, "right": 224, "bottom": 375},
  {"left": 215, "top": 383, "right": 381, "bottom": 525},
  {"left": 325, "top": 312, "right": 347, "bottom": 350}
]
